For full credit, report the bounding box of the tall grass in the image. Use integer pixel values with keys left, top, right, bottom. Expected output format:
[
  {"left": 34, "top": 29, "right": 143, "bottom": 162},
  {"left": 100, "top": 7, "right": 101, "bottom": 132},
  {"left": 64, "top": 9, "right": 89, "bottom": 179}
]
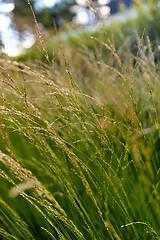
[{"left": 0, "top": 3, "right": 160, "bottom": 239}]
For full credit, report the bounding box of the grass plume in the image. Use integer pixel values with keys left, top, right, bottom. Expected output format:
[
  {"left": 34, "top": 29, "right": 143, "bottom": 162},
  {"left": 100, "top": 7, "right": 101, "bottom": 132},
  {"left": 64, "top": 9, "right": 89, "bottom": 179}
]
[{"left": 0, "top": 2, "right": 160, "bottom": 239}]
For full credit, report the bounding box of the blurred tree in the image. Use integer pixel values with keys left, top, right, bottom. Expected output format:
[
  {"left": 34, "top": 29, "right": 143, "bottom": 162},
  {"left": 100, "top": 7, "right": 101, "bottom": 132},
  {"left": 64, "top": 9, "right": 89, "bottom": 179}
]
[
  {"left": 52, "top": 0, "right": 76, "bottom": 28},
  {"left": 12, "top": 0, "right": 36, "bottom": 32},
  {"left": 13, "top": 0, "right": 76, "bottom": 30}
]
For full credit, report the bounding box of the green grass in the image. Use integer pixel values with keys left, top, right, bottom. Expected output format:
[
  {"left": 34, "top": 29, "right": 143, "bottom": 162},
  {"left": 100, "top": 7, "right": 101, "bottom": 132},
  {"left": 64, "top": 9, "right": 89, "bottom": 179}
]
[{"left": 1, "top": 2, "right": 160, "bottom": 239}]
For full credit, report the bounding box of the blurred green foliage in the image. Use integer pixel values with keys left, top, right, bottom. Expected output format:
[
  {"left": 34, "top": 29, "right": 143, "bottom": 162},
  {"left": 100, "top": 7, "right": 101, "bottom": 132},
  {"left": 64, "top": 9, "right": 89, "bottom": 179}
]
[{"left": 14, "top": 1, "right": 160, "bottom": 66}]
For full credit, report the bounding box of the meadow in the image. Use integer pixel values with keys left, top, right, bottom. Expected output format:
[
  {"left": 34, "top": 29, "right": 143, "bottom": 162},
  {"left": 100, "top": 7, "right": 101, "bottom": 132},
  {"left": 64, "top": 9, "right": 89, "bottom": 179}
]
[{"left": 0, "top": 1, "right": 160, "bottom": 239}]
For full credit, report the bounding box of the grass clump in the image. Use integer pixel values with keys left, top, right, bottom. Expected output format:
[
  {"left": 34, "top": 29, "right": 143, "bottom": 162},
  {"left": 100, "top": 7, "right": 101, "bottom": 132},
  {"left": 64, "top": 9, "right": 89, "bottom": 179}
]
[{"left": 1, "top": 3, "right": 160, "bottom": 239}]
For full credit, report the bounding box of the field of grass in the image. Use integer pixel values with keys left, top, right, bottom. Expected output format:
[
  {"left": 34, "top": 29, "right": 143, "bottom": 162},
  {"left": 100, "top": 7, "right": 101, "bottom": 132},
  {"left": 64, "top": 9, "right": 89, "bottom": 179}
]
[{"left": 1, "top": 2, "right": 160, "bottom": 239}]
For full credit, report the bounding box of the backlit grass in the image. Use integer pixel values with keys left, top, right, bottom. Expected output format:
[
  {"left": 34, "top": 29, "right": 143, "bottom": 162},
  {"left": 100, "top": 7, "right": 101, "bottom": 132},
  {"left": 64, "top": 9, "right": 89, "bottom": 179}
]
[{"left": 0, "top": 3, "right": 160, "bottom": 239}]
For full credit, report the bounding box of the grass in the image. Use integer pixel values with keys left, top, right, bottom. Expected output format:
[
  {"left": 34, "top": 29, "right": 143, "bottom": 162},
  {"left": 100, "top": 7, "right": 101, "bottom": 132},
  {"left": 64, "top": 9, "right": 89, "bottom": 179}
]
[{"left": 0, "top": 2, "right": 160, "bottom": 239}]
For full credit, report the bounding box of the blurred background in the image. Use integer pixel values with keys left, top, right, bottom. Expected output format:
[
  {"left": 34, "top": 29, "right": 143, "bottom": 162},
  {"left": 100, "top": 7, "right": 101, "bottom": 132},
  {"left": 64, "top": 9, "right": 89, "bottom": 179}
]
[{"left": 0, "top": 0, "right": 137, "bottom": 57}]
